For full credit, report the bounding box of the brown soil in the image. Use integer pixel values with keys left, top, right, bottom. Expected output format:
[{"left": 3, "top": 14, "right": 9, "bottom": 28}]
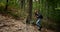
[{"left": 0, "top": 15, "right": 54, "bottom": 32}]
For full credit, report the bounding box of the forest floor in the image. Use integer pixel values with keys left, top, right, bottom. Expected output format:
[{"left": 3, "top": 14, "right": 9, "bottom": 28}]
[{"left": 0, "top": 14, "right": 55, "bottom": 32}]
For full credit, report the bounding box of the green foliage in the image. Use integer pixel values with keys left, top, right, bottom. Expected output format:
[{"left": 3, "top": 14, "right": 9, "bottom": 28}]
[
  {"left": 39, "top": 0, "right": 60, "bottom": 31},
  {"left": 32, "top": 0, "right": 60, "bottom": 31},
  {"left": 0, "top": 0, "right": 27, "bottom": 19}
]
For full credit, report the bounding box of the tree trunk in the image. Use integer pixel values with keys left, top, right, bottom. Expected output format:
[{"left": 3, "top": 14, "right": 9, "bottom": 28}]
[
  {"left": 5, "top": 0, "right": 8, "bottom": 11},
  {"left": 20, "top": 0, "right": 23, "bottom": 8},
  {"left": 26, "top": 0, "right": 32, "bottom": 24},
  {"left": 20, "top": 0, "right": 25, "bottom": 9}
]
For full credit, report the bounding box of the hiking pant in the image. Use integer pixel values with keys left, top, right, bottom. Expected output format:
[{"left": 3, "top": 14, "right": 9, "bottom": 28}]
[{"left": 36, "top": 18, "right": 41, "bottom": 29}]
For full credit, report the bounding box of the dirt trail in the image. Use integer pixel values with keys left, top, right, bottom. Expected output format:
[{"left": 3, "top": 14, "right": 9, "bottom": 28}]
[
  {"left": 0, "top": 15, "right": 54, "bottom": 32},
  {"left": 0, "top": 15, "right": 39, "bottom": 32}
]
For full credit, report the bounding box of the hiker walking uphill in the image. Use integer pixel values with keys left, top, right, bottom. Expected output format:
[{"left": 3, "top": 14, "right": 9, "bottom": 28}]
[{"left": 34, "top": 10, "right": 43, "bottom": 31}]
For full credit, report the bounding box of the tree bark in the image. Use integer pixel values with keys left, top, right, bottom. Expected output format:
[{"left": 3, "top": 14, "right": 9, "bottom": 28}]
[
  {"left": 5, "top": 0, "right": 8, "bottom": 11},
  {"left": 26, "top": 0, "right": 32, "bottom": 24}
]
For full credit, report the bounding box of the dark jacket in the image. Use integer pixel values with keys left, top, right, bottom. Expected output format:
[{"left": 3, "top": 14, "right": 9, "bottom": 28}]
[{"left": 35, "top": 12, "right": 43, "bottom": 19}]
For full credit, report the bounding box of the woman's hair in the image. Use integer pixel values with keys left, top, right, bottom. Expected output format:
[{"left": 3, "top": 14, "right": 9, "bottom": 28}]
[
  {"left": 34, "top": 9, "right": 39, "bottom": 13},
  {"left": 34, "top": 9, "right": 38, "bottom": 13}
]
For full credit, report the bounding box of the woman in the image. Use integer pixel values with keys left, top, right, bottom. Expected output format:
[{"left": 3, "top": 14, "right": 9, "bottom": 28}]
[{"left": 34, "top": 10, "right": 43, "bottom": 31}]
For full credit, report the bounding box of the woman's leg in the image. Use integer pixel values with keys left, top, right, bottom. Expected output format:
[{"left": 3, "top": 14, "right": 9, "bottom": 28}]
[{"left": 36, "top": 19, "right": 41, "bottom": 30}]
